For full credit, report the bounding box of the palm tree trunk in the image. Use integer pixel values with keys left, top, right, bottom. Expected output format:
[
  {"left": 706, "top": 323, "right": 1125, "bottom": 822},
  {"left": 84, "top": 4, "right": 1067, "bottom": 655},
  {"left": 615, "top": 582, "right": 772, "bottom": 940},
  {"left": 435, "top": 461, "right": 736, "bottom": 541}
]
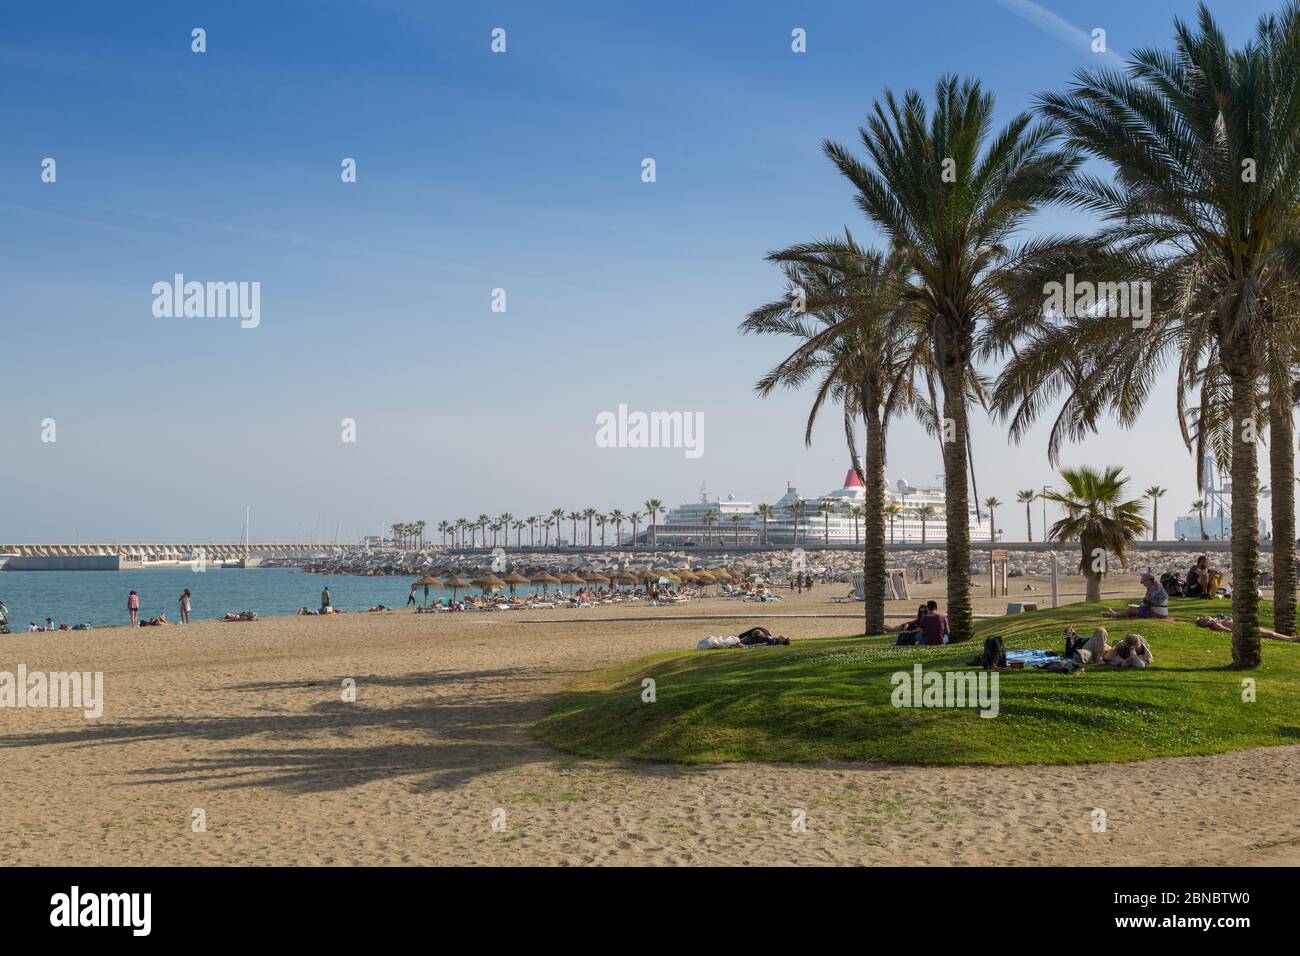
[
  {"left": 1269, "top": 387, "right": 1296, "bottom": 636},
  {"left": 862, "top": 406, "right": 887, "bottom": 636},
  {"left": 1228, "top": 366, "right": 1262, "bottom": 666},
  {"left": 940, "top": 365, "right": 973, "bottom": 643}
]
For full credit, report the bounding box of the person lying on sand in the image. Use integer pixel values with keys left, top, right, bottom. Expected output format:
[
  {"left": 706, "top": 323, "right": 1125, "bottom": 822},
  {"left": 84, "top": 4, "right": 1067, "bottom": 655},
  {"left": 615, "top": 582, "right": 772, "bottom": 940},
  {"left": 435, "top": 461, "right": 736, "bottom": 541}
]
[
  {"left": 140, "top": 613, "right": 172, "bottom": 626},
  {"left": 1196, "top": 615, "right": 1299, "bottom": 642},
  {"left": 223, "top": 611, "right": 258, "bottom": 621},
  {"left": 1102, "top": 573, "right": 1172, "bottom": 619},
  {"left": 367, "top": 605, "right": 388, "bottom": 612}
]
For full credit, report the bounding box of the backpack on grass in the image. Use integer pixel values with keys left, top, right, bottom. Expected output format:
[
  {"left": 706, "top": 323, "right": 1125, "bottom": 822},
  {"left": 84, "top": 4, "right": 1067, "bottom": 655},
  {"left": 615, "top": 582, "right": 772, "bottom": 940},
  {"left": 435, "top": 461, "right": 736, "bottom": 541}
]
[{"left": 976, "top": 635, "right": 1006, "bottom": 669}]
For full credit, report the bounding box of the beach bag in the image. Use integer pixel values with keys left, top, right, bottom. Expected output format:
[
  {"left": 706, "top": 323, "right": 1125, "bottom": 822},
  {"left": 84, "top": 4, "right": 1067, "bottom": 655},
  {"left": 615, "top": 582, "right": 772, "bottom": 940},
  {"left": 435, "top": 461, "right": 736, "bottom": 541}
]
[
  {"left": 1160, "top": 572, "right": 1184, "bottom": 597},
  {"left": 895, "top": 630, "right": 918, "bottom": 646}
]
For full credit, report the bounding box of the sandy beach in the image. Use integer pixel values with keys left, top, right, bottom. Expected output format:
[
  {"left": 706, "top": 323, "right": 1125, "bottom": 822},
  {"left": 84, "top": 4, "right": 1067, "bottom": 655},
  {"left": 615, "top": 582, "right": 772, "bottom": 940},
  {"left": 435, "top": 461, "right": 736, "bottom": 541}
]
[{"left": 3, "top": 578, "right": 1298, "bottom": 866}]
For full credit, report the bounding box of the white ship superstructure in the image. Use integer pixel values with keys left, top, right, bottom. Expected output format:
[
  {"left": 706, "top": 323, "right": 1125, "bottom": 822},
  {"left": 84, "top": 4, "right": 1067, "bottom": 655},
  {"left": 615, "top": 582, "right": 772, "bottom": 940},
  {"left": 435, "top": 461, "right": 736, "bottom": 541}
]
[{"left": 653, "top": 465, "right": 992, "bottom": 545}]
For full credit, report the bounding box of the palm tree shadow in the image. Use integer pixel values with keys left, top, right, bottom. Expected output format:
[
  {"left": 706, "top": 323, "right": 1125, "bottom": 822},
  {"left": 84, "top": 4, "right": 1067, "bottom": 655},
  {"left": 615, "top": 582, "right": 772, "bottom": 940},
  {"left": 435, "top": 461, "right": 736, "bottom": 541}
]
[{"left": 0, "top": 668, "right": 561, "bottom": 795}]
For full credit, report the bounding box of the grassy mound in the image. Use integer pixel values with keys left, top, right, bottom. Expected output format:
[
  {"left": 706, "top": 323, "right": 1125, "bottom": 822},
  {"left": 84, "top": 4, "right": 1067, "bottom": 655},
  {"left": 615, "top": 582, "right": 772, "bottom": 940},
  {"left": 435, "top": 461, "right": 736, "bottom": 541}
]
[{"left": 535, "top": 600, "right": 1300, "bottom": 765}]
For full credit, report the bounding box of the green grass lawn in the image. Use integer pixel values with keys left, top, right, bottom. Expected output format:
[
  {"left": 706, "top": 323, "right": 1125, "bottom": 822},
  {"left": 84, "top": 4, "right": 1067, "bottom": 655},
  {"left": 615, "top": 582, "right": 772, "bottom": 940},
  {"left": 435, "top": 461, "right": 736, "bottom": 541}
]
[{"left": 535, "top": 599, "right": 1300, "bottom": 766}]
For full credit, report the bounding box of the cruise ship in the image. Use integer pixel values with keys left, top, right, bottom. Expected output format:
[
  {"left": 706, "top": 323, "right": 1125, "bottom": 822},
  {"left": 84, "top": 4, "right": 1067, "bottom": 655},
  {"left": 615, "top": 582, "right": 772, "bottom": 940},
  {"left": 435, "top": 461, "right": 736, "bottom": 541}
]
[{"left": 650, "top": 464, "right": 993, "bottom": 545}]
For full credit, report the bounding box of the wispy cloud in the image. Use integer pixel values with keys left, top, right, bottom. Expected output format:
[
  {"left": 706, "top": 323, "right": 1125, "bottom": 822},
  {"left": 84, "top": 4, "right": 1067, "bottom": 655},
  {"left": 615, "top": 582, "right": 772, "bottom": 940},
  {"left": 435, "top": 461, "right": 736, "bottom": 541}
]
[{"left": 993, "top": 0, "right": 1126, "bottom": 67}]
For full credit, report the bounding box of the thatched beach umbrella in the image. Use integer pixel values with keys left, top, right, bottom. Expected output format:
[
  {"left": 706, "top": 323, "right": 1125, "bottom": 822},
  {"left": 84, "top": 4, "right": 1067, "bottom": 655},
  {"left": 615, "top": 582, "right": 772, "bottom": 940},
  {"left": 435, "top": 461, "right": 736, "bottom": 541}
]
[
  {"left": 473, "top": 573, "right": 505, "bottom": 596},
  {"left": 413, "top": 573, "right": 441, "bottom": 606},
  {"left": 710, "top": 568, "right": 734, "bottom": 583},
  {"left": 560, "top": 571, "right": 585, "bottom": 595},
  {"left": 444, "top": 575, "right": 471, "bottom": 601},
  {"left": 501, "top": 570, "right": 531, "bottom": 596},
  {"left": 694, "top": 569, "right": 715, "bottom": 584},
  {"left": 584, "top": 571, "right": 611, "bottom": 589},
  {"left": 676, "top": 569, "right": 698, "bottom": 584},
  {"left": 530, "top": 571, "right": 561, "bottom": 595}
]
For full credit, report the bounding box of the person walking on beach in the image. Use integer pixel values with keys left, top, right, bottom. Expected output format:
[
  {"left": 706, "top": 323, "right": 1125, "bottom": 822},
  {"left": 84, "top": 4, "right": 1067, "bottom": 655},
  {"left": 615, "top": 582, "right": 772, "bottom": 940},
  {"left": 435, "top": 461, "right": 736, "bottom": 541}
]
[
  {"left": 179, "top": 588, "right": 192, "bottom": 624},
  {"left": 321, "top": 585, "right": 332, "bottom": 614},
  {"left": 127, "top": 590, "right": 141, "bottom": 627},
  {"left": 407, "top": 583, "right": 418, "bottom": 607}
]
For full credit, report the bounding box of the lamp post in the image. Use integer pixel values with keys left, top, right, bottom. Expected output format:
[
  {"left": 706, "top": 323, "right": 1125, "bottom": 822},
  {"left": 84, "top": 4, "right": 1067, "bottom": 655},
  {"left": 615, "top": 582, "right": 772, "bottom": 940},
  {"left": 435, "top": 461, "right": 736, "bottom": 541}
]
[{"left": 1041, "top": 484, "right": 1053, "bottom": 544}]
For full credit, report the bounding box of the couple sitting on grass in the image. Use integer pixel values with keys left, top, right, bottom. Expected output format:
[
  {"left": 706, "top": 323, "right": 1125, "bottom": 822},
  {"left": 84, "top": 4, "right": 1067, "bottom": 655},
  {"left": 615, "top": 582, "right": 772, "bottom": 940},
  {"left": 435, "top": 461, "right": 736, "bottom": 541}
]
[{"left": 894, "top": 600, "right": 950, "bottom": 645}]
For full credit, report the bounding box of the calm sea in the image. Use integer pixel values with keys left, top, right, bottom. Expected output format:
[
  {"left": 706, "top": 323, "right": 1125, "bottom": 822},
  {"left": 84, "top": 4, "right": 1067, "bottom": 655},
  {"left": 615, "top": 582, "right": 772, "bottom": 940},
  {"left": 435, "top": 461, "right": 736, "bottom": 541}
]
[{"left": 0, "top": 567, "right": 556, "bottom": 629}]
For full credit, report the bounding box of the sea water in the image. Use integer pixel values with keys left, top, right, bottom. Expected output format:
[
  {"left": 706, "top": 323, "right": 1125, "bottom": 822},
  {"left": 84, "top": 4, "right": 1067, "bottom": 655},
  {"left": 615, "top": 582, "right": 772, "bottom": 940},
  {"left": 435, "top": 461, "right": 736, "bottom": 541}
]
[{"left": 0, "top": 567, "right": 556, "bottom": 629}]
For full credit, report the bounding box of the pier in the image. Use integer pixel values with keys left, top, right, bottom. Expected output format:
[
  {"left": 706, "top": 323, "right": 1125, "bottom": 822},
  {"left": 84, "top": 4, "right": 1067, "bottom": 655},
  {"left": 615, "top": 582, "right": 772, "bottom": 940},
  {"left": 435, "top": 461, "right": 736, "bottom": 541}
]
[{"left": 0, "top": 543, "right": 364, "bottom": 571}]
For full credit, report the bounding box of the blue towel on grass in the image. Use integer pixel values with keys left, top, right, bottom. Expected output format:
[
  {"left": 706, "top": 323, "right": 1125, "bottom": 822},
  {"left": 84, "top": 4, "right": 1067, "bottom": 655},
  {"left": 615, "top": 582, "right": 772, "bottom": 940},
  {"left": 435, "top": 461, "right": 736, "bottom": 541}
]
[{"left": 1005, "top": 649, "right": 1060, "bottom": 666}]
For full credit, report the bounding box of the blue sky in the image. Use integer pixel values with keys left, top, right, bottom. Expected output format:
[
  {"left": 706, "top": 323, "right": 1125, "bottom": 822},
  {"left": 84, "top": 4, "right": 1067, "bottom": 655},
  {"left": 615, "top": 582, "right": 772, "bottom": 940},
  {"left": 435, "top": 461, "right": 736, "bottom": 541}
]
[{"left": 0, "top": 0, "right": 1283, "bottom": 542}]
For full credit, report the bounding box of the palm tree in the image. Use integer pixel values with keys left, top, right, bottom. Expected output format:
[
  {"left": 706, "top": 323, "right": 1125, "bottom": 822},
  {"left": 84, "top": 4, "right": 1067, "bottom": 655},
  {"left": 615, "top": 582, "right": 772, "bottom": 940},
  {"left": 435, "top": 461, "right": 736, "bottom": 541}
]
[
  {"left": 1024, "top": 5, "right": 1300, "bottom": 663},
  {"left": 1143, "top": 487, "right": 1166, "bottom": 542},
  {"left": 1191, "top": 499, "right": 1208, "bottom": 540},
  {"left": 498, "top": 514, "right": 513, "bottom": 548},
  {"left": 1042, "top": 466, "right": 1148, "bottom": 602},
  {"left": 567, "top": 512, "right": 581, "bottom": 548},
  {"left": 785, "top": 501, "right": 804, "bottom": 546},
  {"left": 850, "top": 504, "right": 864, "bottom": 544},
  {"left": 917, "top": 504, "right": 936, "bottom": 544},
  {"left": 743, "top": 235, "right": 931, "bottom": 638},
  {"left": 526, "top": 516, "right": 537, "bottom": 548},
  {"left": 489, "top": 521, "right": 503, "bottom": 547},
  {"left": 437, "top": 520, "right": 451, "bottom": 548},
  {"left": 702, "top": 509, "right": 719, "bottom": 545},
  {"left": 730, "top": 513, "right": 745, "bottom": 545},
  {"left": 756, "top": 503, "right": 775, "bottom": 545},
  {"left": 595, "top": 513, "right": 608, "bottom": 547},
  {"left": 817, "top": 501, "right": 835, "bottom": 544},
  {"left": 885, "top": 503, "right": 903, "bottom": 544},
  {"left": 582, "top": 508, "right": 597, "bottom": 547},
  {"left": 643, "top": 499, "right": 664, "bottom": 547},
  {"left": 476, "top": 514, "right": 490, "bottom": 549},
  {"left": 549, "top": 508, "right": 565, "bottom": 547},
  {"left": 983, "top": 497, "right": 1002, "bottom": 543},
  {"left": 609, "top": 509, "right": 626, "bottom": 546},
  {"left": 389, "top": 523, "right": 401, "bottom": 548},
  {"left": 1017, "top": 490, "right": 1036, "bottom": 543},
  {"left": 822, "top": 76, "right": 1080, "bottom": 643},
  {"left": 629, "top": 510, "right": 643, "bottom": 548},
  {"left": 513, "top": 519, "right": 526, "bottom": 548}
]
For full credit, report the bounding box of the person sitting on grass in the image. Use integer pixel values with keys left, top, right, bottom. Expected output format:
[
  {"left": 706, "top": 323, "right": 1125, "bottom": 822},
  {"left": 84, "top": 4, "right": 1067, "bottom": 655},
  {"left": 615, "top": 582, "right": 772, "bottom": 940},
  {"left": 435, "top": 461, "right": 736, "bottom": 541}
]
[
  {"left": 1103, "top": 573, "right": 1172, "bottom": 619},
  {"left": 919, "top": 600, "right": 949, "bottom": 645},
  {"left": 1185, "top": 555, "right": 1224, "bottom": 598},
  {"left": 1065, "top": 626, "right": 1152, "bottom": 668},
  {"left": 1196, "top": 615, "right": 1299, "bottom": 642},
  {"left": 893, "top": 604, "right": 929, "bottom": 633}
]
